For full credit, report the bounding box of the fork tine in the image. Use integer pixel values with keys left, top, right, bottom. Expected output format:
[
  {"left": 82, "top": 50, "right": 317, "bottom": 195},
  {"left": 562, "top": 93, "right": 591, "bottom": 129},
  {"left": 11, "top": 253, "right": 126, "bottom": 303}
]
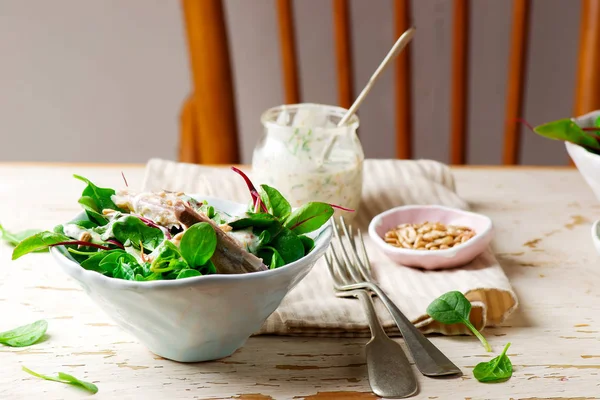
[
  {"left": 356, "top": 229, "right": 374, "bottom": 280},
  {"left": 332, "top": 218, "right": 363, "bottom": 283},
  {"left": 339, "top": 217, "right": 370, "bottom": 282},
  {"left": 329, "top": 246, "right": 351, "bottom": 286},
  {"left": 324, "top": 252, "right": 342, "bottom": 288}
]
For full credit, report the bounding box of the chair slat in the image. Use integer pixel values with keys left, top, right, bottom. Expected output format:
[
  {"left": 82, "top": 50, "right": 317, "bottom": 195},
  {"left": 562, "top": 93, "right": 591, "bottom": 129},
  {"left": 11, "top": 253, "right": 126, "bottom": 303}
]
[
  {"left": 179, "top": 95, "right": 199, "bottom": 164},
  {"left": 182, "top": 0, "right": 240, "bottom": 164},
  {"left": 574, "top": 0, "right": 600, "bottom": 116},
  {"left": 333, "top": 0, "right": 354, "bottom": 109},
  {"left": 502, "top": 0, "right": 530, "bottom": 165},
  {"left": 276, "top": 0, "right": 301, "bottom": 104},
  {"left": 450, "top": 0, "right": 469, "bottom": 164},
  {"left": 394, "top": 0, "right": 412, "bottom": 159}
]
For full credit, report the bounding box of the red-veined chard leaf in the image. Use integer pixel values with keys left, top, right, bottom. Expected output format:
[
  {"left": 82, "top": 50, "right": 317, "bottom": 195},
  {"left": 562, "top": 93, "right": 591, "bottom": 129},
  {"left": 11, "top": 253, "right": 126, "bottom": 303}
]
[{"left": 283, "top": 202, "right": 334, "bottom": 235}]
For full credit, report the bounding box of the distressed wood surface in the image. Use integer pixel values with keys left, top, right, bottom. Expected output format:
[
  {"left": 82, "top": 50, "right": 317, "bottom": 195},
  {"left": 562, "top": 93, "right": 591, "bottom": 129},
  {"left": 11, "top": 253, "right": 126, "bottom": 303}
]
[{"left": 1, "top": 165, "right": 599, "bottom": 399}]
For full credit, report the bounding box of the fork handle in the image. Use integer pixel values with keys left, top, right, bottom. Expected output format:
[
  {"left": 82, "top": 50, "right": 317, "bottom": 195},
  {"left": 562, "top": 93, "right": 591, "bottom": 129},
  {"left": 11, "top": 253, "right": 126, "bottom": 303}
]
[
  {"left": 368, "top": 284, "right": 462, "bottom": 377},
  {"left": 356, "top": 290, "right": 418, "bottom": 398}
]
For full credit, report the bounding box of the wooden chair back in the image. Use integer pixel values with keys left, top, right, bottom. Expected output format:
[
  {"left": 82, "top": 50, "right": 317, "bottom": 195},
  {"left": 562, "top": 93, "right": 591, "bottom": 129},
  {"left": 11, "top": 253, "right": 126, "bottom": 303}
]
[{"left": 179, "top": 0, "right": 600, "bottom": 165}]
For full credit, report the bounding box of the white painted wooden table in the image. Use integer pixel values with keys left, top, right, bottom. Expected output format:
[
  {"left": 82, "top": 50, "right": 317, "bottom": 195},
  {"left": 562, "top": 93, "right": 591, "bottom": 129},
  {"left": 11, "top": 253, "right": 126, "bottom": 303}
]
[{"left": 1, "top": 164, "right": 599, "bottom": 400}]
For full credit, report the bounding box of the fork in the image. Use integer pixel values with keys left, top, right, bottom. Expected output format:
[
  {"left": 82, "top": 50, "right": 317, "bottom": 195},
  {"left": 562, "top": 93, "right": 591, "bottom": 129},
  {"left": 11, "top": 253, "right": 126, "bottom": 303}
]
[
  {"left": 328, "top": 217, "right": 462, "bottom": 378},
  {"left": 326, "top": 250, "right": 418, "bottom": 398}
]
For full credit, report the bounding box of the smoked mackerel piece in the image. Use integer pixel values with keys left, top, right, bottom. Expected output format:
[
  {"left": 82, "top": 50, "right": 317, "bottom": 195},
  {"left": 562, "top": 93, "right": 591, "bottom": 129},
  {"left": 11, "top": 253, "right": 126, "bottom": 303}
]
[{"left": 174, "top": 202, "right": 267, "bottom": 274}]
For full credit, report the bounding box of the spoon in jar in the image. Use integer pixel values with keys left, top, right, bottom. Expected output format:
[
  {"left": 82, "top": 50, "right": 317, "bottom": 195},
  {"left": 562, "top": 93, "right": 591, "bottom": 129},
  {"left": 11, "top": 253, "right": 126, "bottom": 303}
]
[{"left": 318, "top": 26, "right": 417, "bottom": 164}]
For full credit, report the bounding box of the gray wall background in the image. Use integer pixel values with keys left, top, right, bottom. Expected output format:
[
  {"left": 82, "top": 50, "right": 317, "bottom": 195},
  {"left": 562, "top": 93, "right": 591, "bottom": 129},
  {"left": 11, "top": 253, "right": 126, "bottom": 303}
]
[{"left": 0, "top": 0, "right": 580, "bottom": 165}]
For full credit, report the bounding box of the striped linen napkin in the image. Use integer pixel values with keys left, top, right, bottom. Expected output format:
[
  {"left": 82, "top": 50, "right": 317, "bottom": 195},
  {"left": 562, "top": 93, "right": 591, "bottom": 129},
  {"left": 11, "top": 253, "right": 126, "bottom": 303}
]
[{"left": 142, "top": 158, "right": 518, "bottom": 337}]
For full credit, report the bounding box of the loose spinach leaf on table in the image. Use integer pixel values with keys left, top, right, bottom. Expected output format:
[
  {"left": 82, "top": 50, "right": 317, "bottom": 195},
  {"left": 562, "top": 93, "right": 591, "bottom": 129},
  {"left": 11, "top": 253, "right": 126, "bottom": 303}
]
[
  {"left": 12, "top": 232, "right": 71, "bottom": 260},
  {"left": 22, "top": 366, "right": 98, "bottom": 394},
  {"left": 0, "top": 224, "right": 45, "bottom": 250},
  {"left": 284, "top": 202, "right": 334, "bottom": 235},
  {"left": 426, "top": 290, "right": 492, "bottom": 352},
  {"left": 0, "top": 320, "right": 48, "bottom": 347},
  {"left": 111, "top": 216, "right": 164, "bottom": 251},
  {"left": 259, "top": 184, "right": 291, "bottom": 219},
  {"left": 179, "top": 222, "right": 217, "bottom": 267},
  {"left": 473, "top": 343, "right": 513, "bottom": 383}
]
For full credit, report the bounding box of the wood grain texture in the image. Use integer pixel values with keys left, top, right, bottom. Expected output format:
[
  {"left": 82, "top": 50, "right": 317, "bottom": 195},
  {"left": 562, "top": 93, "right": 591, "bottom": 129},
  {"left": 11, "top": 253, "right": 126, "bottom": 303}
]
[
  {"left": 450, "top": 0, "right": 469, "bottom": 165},
  {"left": 276, "top": 0, "right": 301, "bottom": 104},
  {"left": 1, "top": 165, "right": 599, "bottom": 398},
  {"left": 394, "top": 0, "right": 413, "bottom": 159},
  {"left": 503, "top": 0, "right": 530, "bottom": 165},
  {"left": 333, "top": 0, "right": 354, "bottom": 109},
  {"left": 178, "top": 95, "right": 198, "bottom": 164},
  {"left": 182, "top": 0, "right": 240, "bottom": 164},
  {"left": 574, "top": 0, "right": 600, "bottom": 116}
]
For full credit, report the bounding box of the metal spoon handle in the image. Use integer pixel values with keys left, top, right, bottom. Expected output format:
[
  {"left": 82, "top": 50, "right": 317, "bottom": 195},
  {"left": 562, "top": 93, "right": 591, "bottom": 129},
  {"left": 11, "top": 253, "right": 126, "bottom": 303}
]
[{"left": 356, "top": 291, "right": 418, "bottom": 398}]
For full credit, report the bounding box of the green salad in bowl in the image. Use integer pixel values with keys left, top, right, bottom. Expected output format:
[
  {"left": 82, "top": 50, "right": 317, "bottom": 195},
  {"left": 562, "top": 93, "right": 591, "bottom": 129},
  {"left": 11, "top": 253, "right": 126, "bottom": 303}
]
[{"left": 13, "top": 167, "right": 345, "bottom": 280}]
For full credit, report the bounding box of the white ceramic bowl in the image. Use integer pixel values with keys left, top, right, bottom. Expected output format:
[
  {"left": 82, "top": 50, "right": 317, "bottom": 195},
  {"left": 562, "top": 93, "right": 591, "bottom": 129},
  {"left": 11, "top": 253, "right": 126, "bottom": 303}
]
[
  {"left": 368, "top": 205, "right": 493, "bottom": 270},
  {"left": 566, "top": 109, "right": 600, "bottom": 201},
  {"left": 50, "top": 196, "right": 332, "bottom": 362},
  {"left": 591, "top": 220, "right": 600, "bottom": 256}
]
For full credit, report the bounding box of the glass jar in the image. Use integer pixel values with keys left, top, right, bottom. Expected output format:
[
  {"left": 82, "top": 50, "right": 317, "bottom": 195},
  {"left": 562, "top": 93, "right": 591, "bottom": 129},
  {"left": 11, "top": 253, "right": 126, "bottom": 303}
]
[{"left": 252, "top": 103, "right": 364, "bottom": 223}]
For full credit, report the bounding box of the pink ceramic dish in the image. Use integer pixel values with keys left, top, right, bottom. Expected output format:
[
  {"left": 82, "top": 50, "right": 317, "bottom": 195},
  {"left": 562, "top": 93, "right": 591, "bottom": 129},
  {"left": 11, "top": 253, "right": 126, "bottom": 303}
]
[{"left": 368, "top": 205, "right": 494, "bottom": 270}]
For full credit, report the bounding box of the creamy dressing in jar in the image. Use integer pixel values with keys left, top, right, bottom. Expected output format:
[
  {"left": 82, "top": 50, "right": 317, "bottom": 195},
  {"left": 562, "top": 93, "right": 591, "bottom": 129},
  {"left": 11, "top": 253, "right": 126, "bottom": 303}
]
[{"left": 252, "top": 104, "right": 364, "bottom": 222}]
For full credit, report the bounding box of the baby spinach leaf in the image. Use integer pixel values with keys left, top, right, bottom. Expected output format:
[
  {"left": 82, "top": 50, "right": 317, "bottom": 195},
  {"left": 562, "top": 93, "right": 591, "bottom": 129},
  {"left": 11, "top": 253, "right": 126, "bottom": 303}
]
[
  {"left": 256, "top": 230, "right": 271, "bottom": 250},
  {"left": 259, "top": 184, "right": 291, "bottom": 219},
  {"left": 198, "top": 259, "right": 216, "bottom": 275},
  {"left": 0, "top": 320, "right": 47, "bottom": 347},
  {"left": 533, "top": 119, "right": 600, "bottom": 150},
  {"left": 12, "top": 232, "right": 71, "bottom": 260},
  {"left": 111, "top": 216, "right": 164, "bottom": 251},
  {"left": 299, "top": 235, "right": 315, "bottom": 254},
  {"left": 150, "top": 241, "right": 188, "bottom": 273},
  {"left": 80, "top": 250, "right": 124, "bottom": 275},
  {"left": 22, "top": 366, "right": 98, "bottom": 394},
  {"left": 73, "top": 174, "right": 119, "bottom": 212},
  {"left": 426, "top": 290, "right": 492, "bottom": 352},
  {"left": 257, "top": 246, "right": 286, "bottom": 269},
  {"left": 269, "top": 248, "right": 285, "bottom": 269},
  {"left": 78, "top": 196, "right": 109, "bottom": 226},
  {"left": 271, "top": 228, "right": 305, "bottom": 264},
  {"left": 284, "top": 202, "right": 334, "bottom": 235},
  {"left": 176, "top": 269, "right": 202, "bottom": 279},
  {"left": 473, "top": 343, "right": 513, "bottom": 383},
  {"left": 179, "top": 222, "right": 217, "bottom": 267},
  {"left": 229, "top": 213, "right": 278, "bottom": 230},
  {"left": 112, "top": 259, "right": 136, "bottom": 281},
  {"left": 64, "top": 212, "right": 99, "bottom": 229}
]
